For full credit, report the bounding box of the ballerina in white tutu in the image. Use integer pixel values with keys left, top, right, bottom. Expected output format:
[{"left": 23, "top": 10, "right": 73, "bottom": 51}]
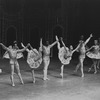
[
  {"left": 56, "top": 36, "right": 78, "bottom": 78},
  {"left": 21, "top": 39, "right": 42, "bottom": 83},
  {"left": 74, "top": 34, "right": 93, "bottom": 77},
  {"left": 87, "top": 40, "right": 100, "bottom": 74},
  {"left": 97, "top": 38, "right": 100, "bottom": 69}
]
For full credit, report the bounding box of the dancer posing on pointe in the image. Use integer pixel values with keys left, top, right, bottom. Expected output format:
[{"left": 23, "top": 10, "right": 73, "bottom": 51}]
[
  {"left": 0, "top": 43, "right": 30, "bottom": 86},
  {"left": 56, "top": 36, "right": 78, "bottom": 78},
  {"left": 41, "top": 36, "right": 58, "bottom": 80},
  {"left": 21, "top": 39, "right": 42, "bottom": 83},
  {"left": 87, "top": 40, "right": 100, "bottom": 74},
  {"left": 74, "top": 34, "right": 93, "bottom": 77},
  {"left": 97, "top": 38, "right": 100, "bottom": 69}
]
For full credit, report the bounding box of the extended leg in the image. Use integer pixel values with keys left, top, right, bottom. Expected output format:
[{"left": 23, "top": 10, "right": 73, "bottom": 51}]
[
  {"left": 80, "top": 58, "right": 84, "bottom": 77},
  {"left": 88, "top": 63, "right": 94, "bottom": 72},
  {"left": 43, "top": 58, "right": 50, "bottom": 80},
  {"left": 31, "top": 69, "right": 35, "bottom": 83},
  {"left": 97, "top": 60, "right": 100, "bottom": 69},
  {"left": 15, "top": 62, "right": 24, "bottom": 85},
  {"left": 10, "top": 64, "right": 15, "bottom": 86},
  {"left": 74, "top": 62, "right": 80, "bottom": 73},
  {"left": 93, "top": 60, "right": 97, "bottom": 74},
  {"left": 60, "top": 64, "right": 64, "bottom": 78}
]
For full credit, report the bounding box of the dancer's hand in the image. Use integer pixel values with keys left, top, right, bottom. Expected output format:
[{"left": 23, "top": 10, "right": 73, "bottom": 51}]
[
  {"left": 60, "top": 37, "right": 63, "bottom": 41},
  {"left": 55, "top": 36, "right": 59, "bottom": 41},
  {"left": 90, "top": 34, "right": 93, "bottom": 37},
  {"left": 21, "top": 43, "right": 24, "bottom": 47}
]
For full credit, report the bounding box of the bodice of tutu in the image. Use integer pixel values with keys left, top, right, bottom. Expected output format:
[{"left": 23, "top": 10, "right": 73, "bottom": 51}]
[{"left": 92, "top": 45, "right": 100, "bottom": 54}]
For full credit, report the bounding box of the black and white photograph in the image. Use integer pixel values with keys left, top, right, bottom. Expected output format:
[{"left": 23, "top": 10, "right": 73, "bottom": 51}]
[{"left": 0, "top": 0, "right": 100, "bottom": 100}]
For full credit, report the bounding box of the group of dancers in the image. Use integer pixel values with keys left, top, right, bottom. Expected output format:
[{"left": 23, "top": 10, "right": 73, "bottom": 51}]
[{"left": 0, "top": 34, "right": 100, "bottom": 86}]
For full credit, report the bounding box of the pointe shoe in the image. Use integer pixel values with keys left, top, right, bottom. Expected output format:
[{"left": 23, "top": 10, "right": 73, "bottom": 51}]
[
  {"left": 12, "top": 84, "right": 15, "bottom": 87},
  {"left": 21, "top": 81, "right": 24, "bottom": 85},
  {"left": 60, "top": 73, "right": 63, "bottom": 78},
  {"left": 81, "top": 74, "right": 84, "bottom": 78},
  {"left": 88, "top": 68, "right": 91, "bottom": 72},
  {"left": 43, "top": 77, "right": 50, "bottom": 81},
  {"left": 33, "top": 80, "right": 36, "bottom": 83},
  {"left": 94, "top": 71, "right": 97, "bottom": 74}
]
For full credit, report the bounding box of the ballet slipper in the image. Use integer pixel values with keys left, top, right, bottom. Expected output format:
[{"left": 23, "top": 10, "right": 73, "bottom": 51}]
[
  {"left": 81, "top": 74, "right": 84, "bottom": 78},
  {"left": 60, "top": 73, "right": 63, "bottom": 78}
]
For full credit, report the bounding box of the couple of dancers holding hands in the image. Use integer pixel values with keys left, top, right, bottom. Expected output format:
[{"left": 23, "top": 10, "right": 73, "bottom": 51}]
[{"left": 0, "top": 34, "right": 96, "bottom": 86}]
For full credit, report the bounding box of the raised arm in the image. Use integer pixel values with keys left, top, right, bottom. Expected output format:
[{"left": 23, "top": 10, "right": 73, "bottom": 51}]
[
  {"left": 39, "top": 38, "right": 43, "bottom": 52},
  {"left": 21, "top": 43, "right": 30, "bottom": 52},
  {"left": 49, "top": 36, "right": 58, "bottom": 48},
  {"left": 86, "top": 46, "right": 94, "bottom": 52},
  {"left": 72, "top": 44, "right": 80, "bottom": 54},
  {"left": 0, "top": 43, "right": 8, "bottom": 51},
  {"left": 17, "top": 43, "right": 30, "bottom": 53},
  {"left": 56, "top": 36, "right": 60, "bottom": 50},
  {"left": 84, "top": 34, "right": 93, "bottom": 45}
]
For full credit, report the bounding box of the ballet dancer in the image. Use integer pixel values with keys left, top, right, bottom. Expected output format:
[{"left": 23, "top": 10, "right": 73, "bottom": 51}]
[
  {"left": 41, "top": 36, "right": 58, "bottom": 80},
  {"left": 56, "top": 36, "right": 78, "bottom": 78},
  {"left": 0, "top": 43, "right": 30, "bottom": 86},
  {"left": 21, "top": 39, "right": 42, "bottom": 83},
  {"left": 87, "top": 40, "right": 100, "bottom": 74},
  {"left": 74, "top": 34, "right": 93, "bottom": 77}
]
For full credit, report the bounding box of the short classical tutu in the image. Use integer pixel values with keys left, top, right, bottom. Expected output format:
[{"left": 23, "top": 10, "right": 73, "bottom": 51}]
[
  {"left": 86, "top": 52, "right": 100, "bottom": 59},
  {"left": 58, "top": 47, "right": 71, "bottom": 65},
  {"left": 27, "top": 50, "right": 42, "bottom": 69},
  {"left": 3, "top": 51, "right": 23, "bottom": 59}
]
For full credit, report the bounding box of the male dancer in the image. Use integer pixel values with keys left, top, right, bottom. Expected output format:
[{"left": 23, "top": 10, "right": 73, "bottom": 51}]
[
  {"left": 0, "top": 43, "right": 30, "bottom": 86},
  {"left": 74, "top": 34, "right": 93, "bottom": 77},
  {"left": 41, "top": 36, "right": 58, "bottom": 80}
]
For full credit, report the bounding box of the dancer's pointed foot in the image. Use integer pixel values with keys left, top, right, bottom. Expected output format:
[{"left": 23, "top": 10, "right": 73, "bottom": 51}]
[
  {"left": 60, "top": 73, "right": 63, "bottom": 79},
  {"left": 81, "top": 74, "right": 84, "bottom": 78},
  {"left": 12, "top": 84, "right": 15, "bottom": 87},
  {"left": 43, "top": 77, "right": 50, "bottom": 81},
  {"left": 33, "top": 80, "right": 36, "bottom": 83},
  {"left": 97, "top": 66, "right": 99, "bottom": 69},
  {"left": 88, "top": 68, "right": 91, "bottom": 72},
  {"left": 94, "top": 71, "right": 97, "bottom": 74}
]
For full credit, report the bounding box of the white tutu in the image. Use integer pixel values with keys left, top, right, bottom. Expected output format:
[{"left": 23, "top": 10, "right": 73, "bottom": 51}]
[
  {"left": 3, "top": 51, "right": 24, "bottom": 59},
  {"left": 27, "top": 50, "right": 42, "bottom": 69},
  {"left": 86, "top": 52, "right": 100, "bottom": 59},
  {"left": 58, "top": 47, "right": 72, "bottom": 65}
]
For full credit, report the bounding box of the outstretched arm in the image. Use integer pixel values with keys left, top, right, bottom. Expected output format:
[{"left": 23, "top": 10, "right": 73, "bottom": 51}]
[
  {"left": 72, "top": 44, "right": 80, "bottom": 54},
  {"left": 0, "top": 43, "right": 8, "bottom": 51},
  {"left": 56, "top": 36, "right": 60, "bottom": 50},
  {"left": 21, "top": 43, "right": 30, "bottom": 52},
  {"left": 17, "top": 43, "right": 30, "bottom": 53},
  {"left": 84, "top": 34, "right": 93, "bottom": 45},
  {"left": 49, "top": 36, "right": 58, "bottom": 48},
  {"left": 86, "top": 46, "right": 94, "bottom": 52},
  {"left": 39, "top": 38, "right": 43, "bottom": 52}
]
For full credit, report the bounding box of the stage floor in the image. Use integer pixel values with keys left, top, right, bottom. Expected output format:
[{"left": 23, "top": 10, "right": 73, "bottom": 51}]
[{"left": 0, "top": 59, "right": 100, "bottom": 100}]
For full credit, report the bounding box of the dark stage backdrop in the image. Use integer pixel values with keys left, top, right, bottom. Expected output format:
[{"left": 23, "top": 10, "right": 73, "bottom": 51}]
[{"left": 0, "top": 0, "right": 100, "bottom": 57}]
